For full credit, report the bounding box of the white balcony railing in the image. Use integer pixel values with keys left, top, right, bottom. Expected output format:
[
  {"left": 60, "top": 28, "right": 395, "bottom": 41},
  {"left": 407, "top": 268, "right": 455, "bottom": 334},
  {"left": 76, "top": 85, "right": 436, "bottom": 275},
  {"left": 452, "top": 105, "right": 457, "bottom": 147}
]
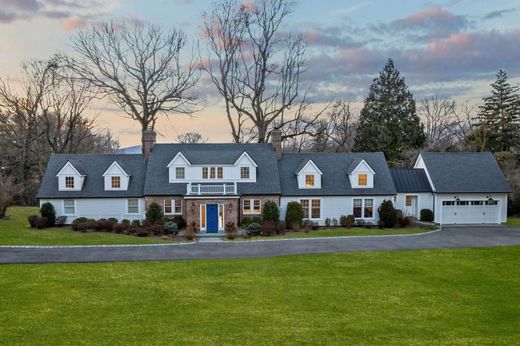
[{"left": 186, "top": 183, "right": 237, "bottom": 195}]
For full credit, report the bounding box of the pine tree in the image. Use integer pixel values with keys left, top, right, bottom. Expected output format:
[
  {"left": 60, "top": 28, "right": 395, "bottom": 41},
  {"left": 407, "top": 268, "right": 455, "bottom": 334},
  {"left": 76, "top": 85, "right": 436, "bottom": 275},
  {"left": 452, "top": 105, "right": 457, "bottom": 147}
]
[
  {"left": 353, "top": 59, "right": 425, "bottom": 162},
  {"left": 474, "top": 70, "right": 520, "bottom": 152}
]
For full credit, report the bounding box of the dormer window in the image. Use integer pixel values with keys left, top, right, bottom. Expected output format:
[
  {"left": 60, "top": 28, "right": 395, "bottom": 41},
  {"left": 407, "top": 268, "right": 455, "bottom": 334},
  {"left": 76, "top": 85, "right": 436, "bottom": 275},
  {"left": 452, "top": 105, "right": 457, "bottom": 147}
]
[
  {"left": 358, "top": 174, "right": 367, "bottom": 186},
  {"left": 305, "top": 174, "right": 315, "bottom": 187},
  {"left": 202, "top": 167, "right": 208, "bottom": 179},
  {"left": 175, "top": 167, "right": 185, "bottom": 179},
  {"left": 111, "top": 176, "right": 121, "bottom": 189},
  {"left": 217, "top": 167, "right": 223, "bottom": 179},
  {"left": 240, "top": 167, "right": 250, "bottom": 179},
  {"left": 202, "top": 166, "right": 223, "bottom": 180},
  {"left": 210, "top": 167, "right": 216, "bottom": 179},
  {"left": 65, "top": 176, "right": 75, "bottom": 189}
]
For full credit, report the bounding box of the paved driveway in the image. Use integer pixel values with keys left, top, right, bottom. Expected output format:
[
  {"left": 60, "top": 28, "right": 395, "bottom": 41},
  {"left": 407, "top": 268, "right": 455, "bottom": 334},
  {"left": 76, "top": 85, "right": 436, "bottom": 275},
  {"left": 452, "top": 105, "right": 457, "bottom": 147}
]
[{"left": 1, "top": 226, "right": 520, "bottom": 264}]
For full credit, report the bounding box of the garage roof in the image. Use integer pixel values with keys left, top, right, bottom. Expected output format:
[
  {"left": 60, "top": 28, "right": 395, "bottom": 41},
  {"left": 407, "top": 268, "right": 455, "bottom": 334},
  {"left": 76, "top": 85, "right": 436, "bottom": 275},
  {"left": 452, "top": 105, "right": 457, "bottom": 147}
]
[{"left": 390, "top": 168, "right": 432, "bottom": 193}]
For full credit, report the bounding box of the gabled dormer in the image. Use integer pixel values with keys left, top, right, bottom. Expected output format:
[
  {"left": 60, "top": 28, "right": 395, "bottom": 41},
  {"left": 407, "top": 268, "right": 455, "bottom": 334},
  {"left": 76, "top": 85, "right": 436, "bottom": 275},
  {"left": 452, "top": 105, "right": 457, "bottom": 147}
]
[
  {"left": 56, "top": 161, "right": 85, "bottom": 191},
  {"left": 348, "top": 158, "right": 375, "bottom": 189},
  {"left": 168, "top": 152, "right": 191, "bottom": 182},
  {"left": 234, "top": 151, "right": 257, "bottom": 182},
  {"left": 297, "top": 159, "right": 322, "bottom": 189},
  {"left": 103, "top": 161, "right": 130, "bottom": 191}
]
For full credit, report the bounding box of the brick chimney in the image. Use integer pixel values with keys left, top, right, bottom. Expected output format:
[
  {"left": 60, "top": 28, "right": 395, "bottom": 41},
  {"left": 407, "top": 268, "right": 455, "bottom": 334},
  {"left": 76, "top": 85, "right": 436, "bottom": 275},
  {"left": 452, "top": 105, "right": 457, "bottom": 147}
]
[
  {"left": 142, "top": 128, "right": 156, "bottom": 159},
  {"left": 271, "top": 129, "right": 282, "bottom": 160}
]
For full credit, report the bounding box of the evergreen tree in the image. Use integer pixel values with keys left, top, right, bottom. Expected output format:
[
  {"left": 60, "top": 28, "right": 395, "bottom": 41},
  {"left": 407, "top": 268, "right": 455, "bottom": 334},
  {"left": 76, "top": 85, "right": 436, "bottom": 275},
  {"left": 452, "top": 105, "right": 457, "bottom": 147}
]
[
  {"left": 474, "top": 70, "right": 520, "bottom": 152},
  {"left": 354, "top": 59, "right": 425, "bottom": 162}
]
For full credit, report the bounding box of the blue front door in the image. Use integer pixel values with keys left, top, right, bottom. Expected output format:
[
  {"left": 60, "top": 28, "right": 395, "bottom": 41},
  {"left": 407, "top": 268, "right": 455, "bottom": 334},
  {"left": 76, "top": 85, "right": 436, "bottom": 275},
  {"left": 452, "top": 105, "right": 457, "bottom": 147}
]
[{"left": 206, "top": 204, "right": 219, "bottom": 233}]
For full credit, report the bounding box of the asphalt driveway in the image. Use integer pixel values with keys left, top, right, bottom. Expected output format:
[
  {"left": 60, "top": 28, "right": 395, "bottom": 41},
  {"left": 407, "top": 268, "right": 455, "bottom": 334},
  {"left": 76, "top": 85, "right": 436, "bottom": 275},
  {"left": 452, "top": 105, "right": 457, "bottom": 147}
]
[{"left": 1, "top": 226, "right": 520, "bottom": 264}]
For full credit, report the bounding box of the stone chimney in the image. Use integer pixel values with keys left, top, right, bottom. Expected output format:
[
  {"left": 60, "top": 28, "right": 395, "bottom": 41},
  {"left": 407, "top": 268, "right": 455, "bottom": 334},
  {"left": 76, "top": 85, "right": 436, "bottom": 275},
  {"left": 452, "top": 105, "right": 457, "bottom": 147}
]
[
  {"left": 271, "top": 129, "right": 282, "bottom": 160},
  {"left": 142, "top": 128, "right": 156, "bottom": 159}
]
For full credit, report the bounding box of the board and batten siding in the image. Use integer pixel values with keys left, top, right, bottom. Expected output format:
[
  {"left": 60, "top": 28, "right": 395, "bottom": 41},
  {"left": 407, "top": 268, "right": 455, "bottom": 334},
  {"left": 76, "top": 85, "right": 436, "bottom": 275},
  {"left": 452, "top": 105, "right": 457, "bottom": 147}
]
[
  {"left": 393, "top": 193, "right": 434, "bottom": 217},
  {"left": 280, "top": 196, "right": 394, "bottom": 226},
  {"left": 39, "top": 198, "right": 146, "bottom": 224}
]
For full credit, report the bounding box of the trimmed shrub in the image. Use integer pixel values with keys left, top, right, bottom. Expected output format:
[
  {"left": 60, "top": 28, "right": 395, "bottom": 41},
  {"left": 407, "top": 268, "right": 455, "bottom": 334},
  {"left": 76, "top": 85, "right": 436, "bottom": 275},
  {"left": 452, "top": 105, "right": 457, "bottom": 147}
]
[
  {"left": 40, "top": 202, "right": 56, "bottom": 227},
  {"left": 251, "top": 217, "right": 262, "bottom": 224},
  {"left": 112, "top": 223, "right": 124, "bottom": 233},
  {"left": 95, "top": 218, "right": 112, "bottom": 231},
  {"left": 262, "top": 201, "right": 280, "bottom": 222},
  {"left": 133, "top": 227, "right": 149, "bottom": 237},
  {"left": 28, "top": 215, "right": 39, "bottom": 228},
  {"left": 150, "top": 224, "right": 164, "bottom": 235},
  {"left": 378, "top": 200, "right": 397, "bottom": 228},
  {"left": 107, "top": 218, "right": 118, "bottom": 224},
  {"left": 399, "top": 216, "right": 411, "bottom": 228},
  {"left": 302, "top": 220, "right": 312, "bottom": 233},
  {"left": 146, "top": 202, "right": 163, "bottom": 223},
  {"left": 36, "top": 217, "right": 48, "bottom": 229},
  {"left": 420, "top": 209, "right": 434, "bottom": 222},
  {"left": 332, "top": 218, "right": 338, "bottom": 227},
  {"left": 340, "top": 215, "right": 355, "bottom": 228},
  {"left": 325, "top": 218, "right": 331, "bottom": 227},
  {"left": 131, "top": 220, "right": 141, "bottom": 227},
  {"left": 172, "top": 215, "right": 186, "bottom": 230},
  {"left": 225, "top": 221, "right": 237, "bottom": 239},
  {"left": 164, "top": 221, "right": 179, "bottom": 235},
  {"left": 285, "top": 202, "right": 304, "bottom": 229},
  {"left": 312, "top": 221, "right": 319, "bottom": 230},
  {"left": 276, "top": 221, "right": 286, "bottom": 234},
  {"left": 240, "top": 216, "right": 252, "bottom": 227},
  {"left": 246, "top": 222, "right": 261, "bottom": 236},
  {"left": 56, "top": 216, "right": 67, "bottom": 227}
]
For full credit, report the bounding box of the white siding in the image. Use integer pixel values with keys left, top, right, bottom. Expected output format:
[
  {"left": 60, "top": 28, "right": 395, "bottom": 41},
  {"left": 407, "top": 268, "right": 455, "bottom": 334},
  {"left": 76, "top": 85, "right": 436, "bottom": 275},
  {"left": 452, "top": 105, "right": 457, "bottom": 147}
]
[
  {"left": 103, "top": 162, "right": 130, "bottom": 191},
  {"left": 40, "top": 198, "right": 145, "bottom": 224},
  {"left": 57, "top": 163, "right": 84, "bottom": 191},
  {"left": 393, "top": 193, "right": 434, "bottom": 217},
  {"left": 349, "top": 161, "right": 375, "bottom": 189},
  {"left": 280, "top": 195, "right": 394, "bottom": 226},
  {"left": 433, "top": 193, "right": 508, "bottom": 224},
  {"left": 297, "top": 161, "right": 322, "bottom": 189},
  {"left": 169, "top": 165, "right": 257, "bottom": 183}
]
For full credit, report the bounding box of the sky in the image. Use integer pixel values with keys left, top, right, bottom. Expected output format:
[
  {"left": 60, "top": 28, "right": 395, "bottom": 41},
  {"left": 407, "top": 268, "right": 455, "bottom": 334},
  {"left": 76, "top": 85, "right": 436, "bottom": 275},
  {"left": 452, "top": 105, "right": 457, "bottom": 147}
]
[{"left": 1, "top": 0, "right": 520, "bottom": 147}]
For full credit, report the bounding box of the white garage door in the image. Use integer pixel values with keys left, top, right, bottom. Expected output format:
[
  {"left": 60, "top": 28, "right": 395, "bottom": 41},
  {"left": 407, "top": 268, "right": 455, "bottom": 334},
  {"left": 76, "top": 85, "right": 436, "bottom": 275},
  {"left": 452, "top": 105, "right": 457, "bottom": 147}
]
[{"left": 441, "top": 200, "right": 499, "bottom": 224}]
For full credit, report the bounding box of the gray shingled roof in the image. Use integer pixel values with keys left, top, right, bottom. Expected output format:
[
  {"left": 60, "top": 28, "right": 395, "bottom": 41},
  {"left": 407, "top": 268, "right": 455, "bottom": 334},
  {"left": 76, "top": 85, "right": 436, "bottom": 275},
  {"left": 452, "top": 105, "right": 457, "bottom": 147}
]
[
  {"left": 420, "top": 152, "right": 512, "bottom": 193},
  {"left": 37, "top": 154, "right": 146, "bottom": 199},
  {"left": 278, "top": 152, "right": 396, "bottom": 196},
  {"left": 144, "top": 143, "right": 281, "bottom": 195},
  {"left": 390, "top": 168, "right": 432, "bottom": 193}
]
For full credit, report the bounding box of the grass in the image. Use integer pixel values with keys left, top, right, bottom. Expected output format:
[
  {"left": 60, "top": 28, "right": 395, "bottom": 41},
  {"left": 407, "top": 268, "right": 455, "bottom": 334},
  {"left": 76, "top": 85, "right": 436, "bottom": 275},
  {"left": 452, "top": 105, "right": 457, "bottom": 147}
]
[
  {"left": 0, "top": 207, "right": 167, "bottom": 246},
  {"left": 233, "top": 226, "right": 434, "bottom": 240},
  {"left": 1, "top": 246, "right": 520, "bottom": 345},
  {"left": 507, "top": 217, "right": 520, "bottom": 226}
]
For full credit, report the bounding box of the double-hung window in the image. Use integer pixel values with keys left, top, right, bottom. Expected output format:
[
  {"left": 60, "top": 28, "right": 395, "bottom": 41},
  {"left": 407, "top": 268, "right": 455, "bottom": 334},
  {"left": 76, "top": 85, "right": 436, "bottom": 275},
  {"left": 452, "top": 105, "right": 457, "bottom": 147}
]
[
  {"left": 243, "top": 199, "right": 261, "bottom": 215},
  {"left": 240, "top": 167, "right": 250, "bottom": 179},
  {"left": 65, "top": 176, "right": 74, "bottom": 189},
  {"left": 175, "top": 167, "right": 185, "bottom": 179},
  {"left": 111, "top": 176, "right": 121, "bottom": 189},
  {"left": 217, "top": 167, "right": 223, "bottom": 179},
  {"left": 305, "top": 174, "right": 315, "bottom": 187},
  {"left": 358, "top": 174, "right": 368, "bottom": 186},
  {"left": 127, "top": 199, "right": 139, "bottom": 214},
  {"left": 300, "top": 199, "right": 320, "bottom": 220},
  {"left": 353, "top": 198, "right": 373, "bottom": 218},
  {"left": 164, "top": 200, "right": 182, "bottom": 215},
  {"left": 202, "top": 167, "right": 208, "bottom": 179},
  {"left": 63, "top": 200, "right": 75, "bottom": 215}
]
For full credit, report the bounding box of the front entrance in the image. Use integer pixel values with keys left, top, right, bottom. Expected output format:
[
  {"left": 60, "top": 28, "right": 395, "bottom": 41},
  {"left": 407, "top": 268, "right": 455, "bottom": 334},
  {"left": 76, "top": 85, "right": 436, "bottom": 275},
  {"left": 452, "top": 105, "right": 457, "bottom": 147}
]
[
  {"left": 206, "top": 204, "right": 219, "bottom": 233},
  {"left": 404, "top": 195, "right": 418, "bottom": 217}
]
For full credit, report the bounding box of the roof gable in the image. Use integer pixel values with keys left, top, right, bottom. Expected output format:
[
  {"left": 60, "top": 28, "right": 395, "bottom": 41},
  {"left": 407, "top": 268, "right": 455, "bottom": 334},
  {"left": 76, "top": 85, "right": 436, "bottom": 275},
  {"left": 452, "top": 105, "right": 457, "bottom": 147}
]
[
  {"left": 167, "top": 152, "right": 192, "bottom": 167},
  {"left": 56, "top": 161, "right": 85, "bottom": 177},
  {"left": 347, "top": 159, "right": 375, "bottom": 175},
  {"left": 102, "top": 161, "right": 130, "bottom": 177},
  {"left": 296, "top": 159, "right": 323, "bottom": 175},
  {"left": 234, "top": 151, "right": 258, "bottom": 167}
]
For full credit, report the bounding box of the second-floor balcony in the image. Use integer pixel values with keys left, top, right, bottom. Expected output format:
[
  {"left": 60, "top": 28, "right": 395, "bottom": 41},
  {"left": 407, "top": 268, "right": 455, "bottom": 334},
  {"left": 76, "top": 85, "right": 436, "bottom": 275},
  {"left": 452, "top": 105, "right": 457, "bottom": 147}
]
[{"left": 186, "top": 182, "right": 237, "bottom": 195}]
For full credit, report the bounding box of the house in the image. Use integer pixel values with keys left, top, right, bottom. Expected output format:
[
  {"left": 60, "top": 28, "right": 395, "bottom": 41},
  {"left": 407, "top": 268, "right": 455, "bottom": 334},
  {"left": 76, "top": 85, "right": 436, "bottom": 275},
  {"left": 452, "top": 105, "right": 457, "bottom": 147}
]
[{"left": 37, "top": 130, "right": 512, "bottom": 229}]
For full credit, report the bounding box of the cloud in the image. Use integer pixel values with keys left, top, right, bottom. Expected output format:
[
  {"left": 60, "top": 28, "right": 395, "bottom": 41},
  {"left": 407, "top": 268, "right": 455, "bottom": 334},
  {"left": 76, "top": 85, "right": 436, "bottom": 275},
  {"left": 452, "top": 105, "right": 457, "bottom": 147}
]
[
  {"left": 483, "top": 8, "right": 516, "bottom": 20},
  {"left": 334, "top": 2, "right": 370, "bottom": 15},
  {"left": 62, "top": 16, "right": 87, "bottom": 31},
  {"left": 372, "top": 5, "right": 471, "bottom": 42},
  {"left": 0, "top": 0, "right": 119, "bottom": 27}
]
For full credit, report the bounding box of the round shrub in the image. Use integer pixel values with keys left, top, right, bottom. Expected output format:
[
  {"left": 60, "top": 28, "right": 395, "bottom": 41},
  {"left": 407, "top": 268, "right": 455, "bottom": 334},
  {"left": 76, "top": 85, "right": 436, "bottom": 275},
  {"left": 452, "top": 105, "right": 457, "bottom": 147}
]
[
  {"left": 36, "top": 217, "right": 48, "bottom": 229},
  {"left": 378, "top": 200, "right": 397, "bottom": 228},
  {"left": 420, "top": 209, "right": 434, "bottom": 222},
  {"left": 164, "top": 221, "right": 179, "bottom": 235},
  {"left": 285, "top": 202, "right": 304, "bottom": 229},
  {"left": 262, "top": 201, "right": 279, "bottom": 222},
  {"left": 240, "top": 216, "right": 252, "bottom": 227},
  {"left": 56, "top": 216, "right": 67, "bottom": 227},
  {"left": 40, "top": 202, "right": 56, "bottom": 227},
  {"left": 340, "top": 215, "right": 355, "bottom": 228},
  {"left": 146, "top": 202, "right": 163, "bottom": 223},
  {"left": 225, "top": 221, "right": 237, "bottom": 239},
  {"left": 131, "top": 220, "right": 141, "bottom": 227},
  {"left": 172, "top": 215, "right": 186, "bottom": 230},
  {"left": 246, "top": 222, "right": 261, "bottom": 236},
  {"left": 28, "top": 215, "right": 39, "bottom": 228}
]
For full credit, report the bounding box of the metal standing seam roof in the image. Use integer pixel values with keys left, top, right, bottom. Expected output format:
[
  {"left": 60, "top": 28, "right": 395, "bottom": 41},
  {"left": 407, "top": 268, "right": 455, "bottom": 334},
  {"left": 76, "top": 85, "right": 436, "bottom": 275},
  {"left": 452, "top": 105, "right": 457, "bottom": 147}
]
[
  {"left": 390, "top": 168, "right": 432, "bottom": 193},
  {"left": 419, "top": 152, "right": 512, "bottom": 193}
]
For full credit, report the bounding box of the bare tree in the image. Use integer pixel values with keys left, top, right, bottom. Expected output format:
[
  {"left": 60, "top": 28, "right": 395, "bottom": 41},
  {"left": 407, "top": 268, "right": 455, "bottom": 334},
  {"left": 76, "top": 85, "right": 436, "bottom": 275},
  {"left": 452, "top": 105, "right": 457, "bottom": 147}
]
[
  {"left": 63, "top": 21, "right": 199, "bottom": 153},
  {"left": 0, "top": 173, "right": 20, "bottom": 218},
  {"left": 202, "top": 0, "right": 320, "bottom": 143},
  {"left": 176, "top": 132, "right": 208, "bottom": 144}
]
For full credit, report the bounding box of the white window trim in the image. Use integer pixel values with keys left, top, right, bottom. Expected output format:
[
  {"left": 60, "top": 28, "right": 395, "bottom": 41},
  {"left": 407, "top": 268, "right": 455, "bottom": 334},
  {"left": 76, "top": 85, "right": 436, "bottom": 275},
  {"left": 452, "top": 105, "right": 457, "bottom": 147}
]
[
  {"left": 353, "top": 198, "right": 375, "bottom": 219},
  {"left": 175, "top": 167, "right": 185, "bottom": 180},
  {"left": 62, "top": 200, "right": 76, "bottom": 216},
  {"left": 300, "top": 198, "right": 322, "bottom": 220},
  {"left": 127, "top": 199, "right": 140, "bottom": 214},
  {"left": 64, "top": 176, "right": 75, "bottom": 189},
  {"left": 164, "top": 199, "right": 183, "bottom": 215},
  {"left": 240, "top": 166, "right": 250, "bottom": 180},
  {"left": 202, "top": 166, "right": 225, "bottom": 180},
  {"left": 242, "top": 199, "right": 261, "bottom": 215},
  {"left": 111, "top": 176, "right": 121, "bottom": 189}
]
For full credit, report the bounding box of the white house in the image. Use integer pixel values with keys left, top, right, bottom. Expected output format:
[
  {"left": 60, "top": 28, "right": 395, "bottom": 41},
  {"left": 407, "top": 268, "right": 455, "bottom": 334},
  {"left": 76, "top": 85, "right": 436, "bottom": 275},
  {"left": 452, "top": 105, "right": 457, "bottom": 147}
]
[{"left": 37, "top": 130, "right": 512, "bottom": 229}]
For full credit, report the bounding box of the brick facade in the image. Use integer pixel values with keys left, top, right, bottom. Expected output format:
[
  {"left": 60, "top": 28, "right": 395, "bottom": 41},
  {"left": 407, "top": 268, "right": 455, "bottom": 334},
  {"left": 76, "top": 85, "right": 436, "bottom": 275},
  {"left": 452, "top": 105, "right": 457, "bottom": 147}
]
[
  {"left": 239, "top": 195, "right": 280, "bottom": 221},
  {"left": 145, "top": 196, "right": 187, "bottom": 220},
  {"left": 184, "top": 197, "right": 240, "bottom": 230}
]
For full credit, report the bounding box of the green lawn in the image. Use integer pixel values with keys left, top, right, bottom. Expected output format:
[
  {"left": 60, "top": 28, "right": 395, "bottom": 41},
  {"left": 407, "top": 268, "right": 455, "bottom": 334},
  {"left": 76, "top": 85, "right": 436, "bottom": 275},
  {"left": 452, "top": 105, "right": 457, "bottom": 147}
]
[
  {"left": 1, "top": 247, "right": 520, "bottom": 345},
  {"left": 507, "top": 217, "right": 520, "bottom": 226},
  {"left": 233, "top": 226, "right": 434, "bottom": 240},
  {"left": 0, "top": 207, "right": 167, "bottom": 246}
]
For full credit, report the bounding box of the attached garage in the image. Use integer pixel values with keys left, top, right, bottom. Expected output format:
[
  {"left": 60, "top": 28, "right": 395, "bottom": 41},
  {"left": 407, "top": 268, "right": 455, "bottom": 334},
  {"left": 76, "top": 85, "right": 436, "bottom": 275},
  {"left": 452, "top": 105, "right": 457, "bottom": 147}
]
[{"left": 440, "top": 199, "right": 500, "bottom": 224}]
